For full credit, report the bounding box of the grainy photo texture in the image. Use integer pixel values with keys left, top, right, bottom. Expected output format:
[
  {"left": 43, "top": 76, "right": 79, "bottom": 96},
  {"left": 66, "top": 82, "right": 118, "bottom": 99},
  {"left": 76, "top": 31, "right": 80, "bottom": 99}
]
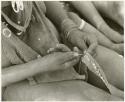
[{"left": 1, "top": 1, "right": 124, "bottom": 101}]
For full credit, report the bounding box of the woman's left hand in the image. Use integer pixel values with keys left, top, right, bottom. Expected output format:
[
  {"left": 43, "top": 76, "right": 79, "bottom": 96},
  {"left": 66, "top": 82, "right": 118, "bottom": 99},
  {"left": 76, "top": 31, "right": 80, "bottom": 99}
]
[{"left": 68, "top": 30, "right": 98, "bottom": 55}]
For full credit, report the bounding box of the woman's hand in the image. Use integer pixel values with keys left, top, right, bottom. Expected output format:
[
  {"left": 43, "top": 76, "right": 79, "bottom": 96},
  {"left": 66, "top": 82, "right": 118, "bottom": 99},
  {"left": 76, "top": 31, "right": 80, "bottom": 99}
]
[
  {"left": 2, "top": 51, "right": 79, "bottom": 87},
  {"left": 41, "top": 51, "right": 80, "bottom": 72},
  {"left": 44, "top": 43, "right": 80, "bottom": 71},
  {"left": 68, "top": 30, "right": 98, "bottom": 56},
  {"left": 41, "top": 43, "right": 81, "bottom": 72},
  {"left": 2, "top": 43, "right": 79, "bottom": 87},
  {"left": 70, "top": 1, "right": 123, "bottom": 44},
  {"left": 68, "top": 12, "right": 123, "bottom": 55}
]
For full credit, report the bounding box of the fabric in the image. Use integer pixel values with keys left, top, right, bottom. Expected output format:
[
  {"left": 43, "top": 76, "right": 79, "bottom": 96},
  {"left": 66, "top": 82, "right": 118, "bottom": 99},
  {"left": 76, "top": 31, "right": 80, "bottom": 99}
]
[
  {"left": 2, "top": 2, "right": 86, "bottom": 101},
  {"left": 2, "top": 1, "right": 123, "bottom": 101},
  {"left": 60, "top": 1, "right": 112, "bottom": 93},
  {"left": 3, "top": 80, "right": 120, "bottom": 101}
]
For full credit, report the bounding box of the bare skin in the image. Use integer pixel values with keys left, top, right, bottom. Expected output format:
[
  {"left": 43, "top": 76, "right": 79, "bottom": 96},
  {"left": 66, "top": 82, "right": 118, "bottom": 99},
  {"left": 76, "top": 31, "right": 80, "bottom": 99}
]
[
  {"left": 68, "top": 12, "right": 124, "bottom": 55},
  {"left": 93, "top": 1, "right": 124, "bottom": 27},
  {"left": 3, "top": 42, "right": 123, "bottom": 101},
  {"left": 45, "top": 1, "right": 124, "bottom": 96},
  {"left": 95, "top": 45, "right": 124, "bottom": 90},
  {"left": 3, "top": 80, "right": 123, "bottom": 101},
  {"left": 66, "top": 12, "right": 124, "bottom": 91},
  {"left": 2, "top": 1, "right": 124, "bottom": 101},
  {"left": 69, "top": 1, "right": 124, "bottom": 43},
  {"left": 2, "top": 51, "right": 80, "bottom": 87}
]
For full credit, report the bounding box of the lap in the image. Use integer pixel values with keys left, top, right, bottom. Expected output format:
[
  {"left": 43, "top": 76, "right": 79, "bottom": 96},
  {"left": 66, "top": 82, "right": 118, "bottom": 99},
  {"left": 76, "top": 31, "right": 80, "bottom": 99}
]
[
  {"left": 94, "top": 45, "right": 124, "bottom": 90},
  {"left": 3, "top": 80, "right": 122, "bottom": 101}
]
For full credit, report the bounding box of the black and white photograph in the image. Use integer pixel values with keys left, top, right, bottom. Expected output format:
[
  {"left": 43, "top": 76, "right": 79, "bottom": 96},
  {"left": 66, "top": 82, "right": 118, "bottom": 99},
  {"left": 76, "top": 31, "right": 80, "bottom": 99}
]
[{"left": 1, "top": 1, "right": 124, "bottom": 101}]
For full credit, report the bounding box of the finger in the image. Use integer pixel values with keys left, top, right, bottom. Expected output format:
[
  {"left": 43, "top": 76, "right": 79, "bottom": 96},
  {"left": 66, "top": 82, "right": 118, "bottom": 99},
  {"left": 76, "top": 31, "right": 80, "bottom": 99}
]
[
  {"left": 56, "top": 44, "right": 71, "bottom": 52},
  {"left": 76, "top": 37, "right": 87, "bottom": 51},
  {"left": 47, "top": 44, "right": 71, "bottom": 54},
  {"left": 85, "top": 35, "right": 98, "bottom": 55},
  {"left": 111, "top": 31, "right": 124, "bottom": 43},
  {"left": 63, "top": 57, "right": 79, "bottom": 69},
  {"left": 73, "top": 46, "right": 82, "bottom": 56},
  {"left": 87, "top": 42, "right": 98, "bottom": 56},
  {"left": 103, "top": 25, "right": 124, "bottom": 43},
  {"left": 92, "top": 26, "right": 115, "bottom": 48},
  {"left": 68, "top": 12, "right": 82, "bottom": 26},
  {"left": 112, "top": 43, "right": 124, "bottom": 55},
  {"left": 59, "top": 52, "right": 80, "bottom": 63}
]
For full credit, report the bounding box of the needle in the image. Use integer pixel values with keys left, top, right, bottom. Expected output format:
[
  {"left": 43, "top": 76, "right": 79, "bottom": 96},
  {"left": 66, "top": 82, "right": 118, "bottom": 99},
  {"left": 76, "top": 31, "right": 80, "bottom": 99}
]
[
  {"left": 74, "top": 52, "right": 84, "bottom": 56},
  {"left": 77, "top": 54, "right": 84, "bottom": 56}
]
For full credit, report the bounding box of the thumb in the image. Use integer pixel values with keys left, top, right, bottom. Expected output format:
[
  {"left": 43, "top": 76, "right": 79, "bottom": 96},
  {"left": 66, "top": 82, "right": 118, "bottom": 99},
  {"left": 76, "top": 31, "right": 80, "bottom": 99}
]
[
  {"left": 87, "top": 42, "right": 98, "bottom": 56},
  {"left": 76, "top": 38, "right": 87, "bottom": 52}
]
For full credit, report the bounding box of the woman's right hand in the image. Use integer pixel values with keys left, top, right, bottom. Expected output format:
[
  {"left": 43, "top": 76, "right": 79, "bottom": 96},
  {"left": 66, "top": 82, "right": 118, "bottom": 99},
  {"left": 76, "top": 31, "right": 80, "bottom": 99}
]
[{"left": 40, "top": 51, "right": 80, "bottom": 72}]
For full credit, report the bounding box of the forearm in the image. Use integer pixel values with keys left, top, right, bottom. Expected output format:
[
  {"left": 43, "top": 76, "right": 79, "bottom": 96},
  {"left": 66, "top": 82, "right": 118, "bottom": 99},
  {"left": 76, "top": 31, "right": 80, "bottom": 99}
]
[
  {"left": 2, "top": 58, "right": 48, "bottom": 87},
  {"left": 70, "top": 1, "right": 106, "bottom": 29},
  {"left": 44, "top": 1, "right": 69, "bottom": 30},
  {"left": 93, "top": 1, "right": 124, "bottom": 27},
  {"left": 68, "top": 12, "right": 114, "bottom": 49}
]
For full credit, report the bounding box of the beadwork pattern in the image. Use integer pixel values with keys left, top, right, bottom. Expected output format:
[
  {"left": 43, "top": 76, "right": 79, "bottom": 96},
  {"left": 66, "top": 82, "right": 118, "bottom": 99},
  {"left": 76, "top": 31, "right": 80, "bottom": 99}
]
[{"left": 81, "top": 51, "right": 111, "bottom": 93}]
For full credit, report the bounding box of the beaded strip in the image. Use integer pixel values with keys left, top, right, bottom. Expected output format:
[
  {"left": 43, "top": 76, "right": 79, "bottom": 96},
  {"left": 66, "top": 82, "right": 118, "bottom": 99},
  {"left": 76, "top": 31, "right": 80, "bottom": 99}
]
[{"left": 81, "top": 51, "right": 111, "bottom": 93}]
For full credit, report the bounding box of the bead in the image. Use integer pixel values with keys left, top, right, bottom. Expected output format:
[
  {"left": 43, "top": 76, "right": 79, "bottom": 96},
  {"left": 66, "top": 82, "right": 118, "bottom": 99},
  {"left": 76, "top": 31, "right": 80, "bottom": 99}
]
[
  {"left": 82, "top": 55, "right": 89, "bottom": 63},
  {"left": 56, "top": 43, "right": 59, "bottom": 47},
  {"left": 92, "top": 63, "right": 97, "bottom": 70},
  {"left": 85, "top": 55, "right": 90, "bottom": 62},
  {"left": 3, "top": 28, "right": 11, "bottom": 38},
  {"left": 100, "top": 76, "right": 105, "bottom": 82},
  {"left": 47, "top": 48, "right": 54, "bottom": 53},
  {"left": 17, "top": 21, "right": 21, "bottom": 24},
  {"left": 37, "top": 55, "right": 41, "bottom": 58},
  {"left": 38, "top": 38, "right": 41, "bottom": 41},
  {"left": 17, "top": 32, "right": 22, "bottom": 35},
  {"left": 96, "top": 69, "right": 100, "bottom": 75},
  {"left": 98, "top": 73, "right": 102, "bottom": 78},
  {"left": 5, "top": 23, "right": 8, "bottom": 26}
]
